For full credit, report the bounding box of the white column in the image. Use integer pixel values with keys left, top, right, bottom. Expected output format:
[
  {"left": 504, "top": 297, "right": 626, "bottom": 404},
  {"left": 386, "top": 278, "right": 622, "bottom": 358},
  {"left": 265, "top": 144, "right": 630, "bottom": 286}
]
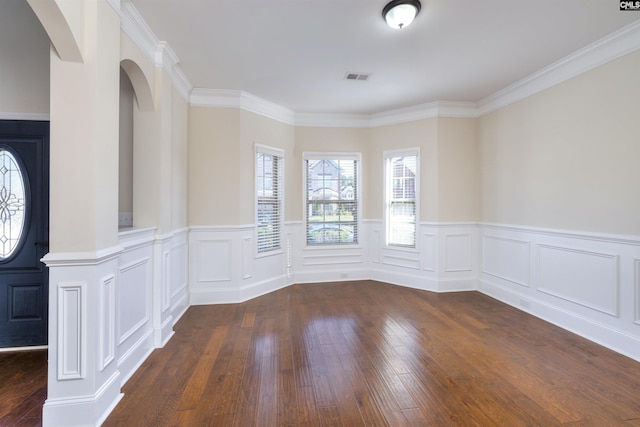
[{"left": 42, "top": 1, "right": 123, "bottom": 425}]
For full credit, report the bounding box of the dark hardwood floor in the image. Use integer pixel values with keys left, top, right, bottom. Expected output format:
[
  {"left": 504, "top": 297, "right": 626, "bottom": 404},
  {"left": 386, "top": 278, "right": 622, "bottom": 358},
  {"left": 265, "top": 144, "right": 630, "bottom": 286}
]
[
  {"left": 3, "top": 281, "right": 640, "bottom": 426},
  {"left": 0, "top": 348, "right": 46, "bottom": 426},
  {"left": 105, "top": 281, "right": 640, "bottom": 426}
]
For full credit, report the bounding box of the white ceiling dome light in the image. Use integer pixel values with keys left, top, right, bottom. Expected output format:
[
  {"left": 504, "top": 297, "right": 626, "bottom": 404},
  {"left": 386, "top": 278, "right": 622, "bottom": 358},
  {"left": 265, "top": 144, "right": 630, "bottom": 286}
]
[{"left": 382, "top": 0, "right": 422, "bottom": 29}]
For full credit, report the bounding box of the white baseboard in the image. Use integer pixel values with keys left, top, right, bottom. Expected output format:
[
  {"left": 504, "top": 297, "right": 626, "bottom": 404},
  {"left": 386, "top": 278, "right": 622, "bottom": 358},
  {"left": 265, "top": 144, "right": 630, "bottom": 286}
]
[
  {"left": 155, "top": 315, "right": 175, "bottom": 348},
  {"left": 191, "top": 275, "right": 290, "bottom": 304},
  {"left": 43, "top": 371, "right": 123, "bottom": 427},
  {"left": 172, "top": 294, "right": 190, "bottom": 327},
  {"left": 481, "top": 278, "right": 640, "bottom": 363},
  {"left": 117, "top": 328, "right": 154, "bottom": 386},
  {"left": 293, "top": 268, "right": 370, "bottom": 285},
  {"left": 370, "top": 267, "right": 439, "bottom": 292}
]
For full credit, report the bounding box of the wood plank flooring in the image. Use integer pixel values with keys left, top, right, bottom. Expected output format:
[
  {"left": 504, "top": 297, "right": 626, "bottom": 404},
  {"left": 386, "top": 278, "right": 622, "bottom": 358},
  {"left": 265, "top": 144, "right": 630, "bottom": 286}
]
[
  {"left": 0, "top": 349, "right": 46, "bottom": 427},
  {"left": 104, "top": 281, "right": 640, "bottom": 426},
  {"left": 3, "top": 281, "right": 640, "bottom": 426}
]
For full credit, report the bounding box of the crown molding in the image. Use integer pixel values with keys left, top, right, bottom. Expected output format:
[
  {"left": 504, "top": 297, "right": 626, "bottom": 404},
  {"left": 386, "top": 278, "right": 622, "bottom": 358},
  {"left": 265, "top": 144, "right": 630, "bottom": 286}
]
[
  {"left": 170, "top": 67, "right": 193, "bottom": 102},
  {"left": 477, "top": 19, "right": 640, "bottom": 116},
  {"left": 120, "top": 1, "right": 157, "bottom": 66},
  {"left": 155, "top": 42, "right": 192, "bottom": 101},
  {"left": 195, "top": 20, "right": 640, "bottom": 127},
  {"left": 119, "top": 1, "right": 640, "bottom": 127},
  {"left": 294, "top": 101, "right": 477, "bottom": 128},
  {"left": 120, "top": 1, "right": 193, "bottom": 102},
  {"left": 368, "top": 102, "right": 438, "bottom": 127},
  {"left": 295, "top": 113, "right": 372, "bottom": 128},
  {"left": 370, "top": 101, "right": 478, "bottom": 127},
  {"left": 190, "top": 89, "right": 296, "bottom": 125},
  {"left": 106, "top": 0, "right": 121, "bottom": 14}
]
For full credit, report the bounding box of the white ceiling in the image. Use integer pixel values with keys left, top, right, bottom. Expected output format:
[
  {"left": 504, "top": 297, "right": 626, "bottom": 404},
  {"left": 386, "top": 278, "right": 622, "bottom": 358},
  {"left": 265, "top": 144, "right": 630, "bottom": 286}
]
[{"left": 129, "top": 0, "right": 640, "bottom": 115}]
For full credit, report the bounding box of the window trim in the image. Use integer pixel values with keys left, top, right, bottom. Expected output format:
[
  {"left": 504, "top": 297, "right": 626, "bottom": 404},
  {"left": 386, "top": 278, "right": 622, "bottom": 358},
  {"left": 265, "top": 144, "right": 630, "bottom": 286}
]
[
  {"left": 303, "top": 152, "right": 362, "bottom": 248},
  {"left": 255, "top": 144, "right": 284, "bottom": 257},
  {"left": 383, "top": 148, "right": 419, "bottom": 250}
]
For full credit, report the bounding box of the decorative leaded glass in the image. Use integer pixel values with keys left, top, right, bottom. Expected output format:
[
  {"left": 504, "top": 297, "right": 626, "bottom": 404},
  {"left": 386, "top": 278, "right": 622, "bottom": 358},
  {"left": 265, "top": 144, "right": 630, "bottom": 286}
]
[{"left": 0, "top": 149, "right": 26, "bottom": 259}]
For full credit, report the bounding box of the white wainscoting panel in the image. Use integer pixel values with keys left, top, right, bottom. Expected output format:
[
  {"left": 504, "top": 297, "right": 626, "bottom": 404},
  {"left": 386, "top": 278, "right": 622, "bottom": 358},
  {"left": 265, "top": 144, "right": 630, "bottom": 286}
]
[
  {"left": 242, "top": 237, "right": 253, "bottom": 279},
  {"left": 116, "top": 228, "right": 156, "bottom": 385},
  {"left": 280, "top": 222, "right": 368, "bottom": 284},
  {"left": 152, "top": 234, "right": 175, "bottom": 347},
  {"left": 382, "top": 251, "right": 420, "bottom": 270},
  {"left": 636, "top": 259, "right": 640, "bottom": 325},
  {"left": 43, "top": 249, "right": 125, "bottom": 427},
  {"left": 171, "top": 241, "right": 188, "bottom": 300},
  {"left": 367, "top": 222, "right": 478, "bottom": 292},
  {"left": 57, "top": 282, "right": 86, "bottom": 380},
  {"left": 118, "top": 258, "right": 151, "bottom": 344},
  {"left": 286, "top": 232, "right": 293, "bottom": 280},
  {"left": 372, "top": 229, "right": 381, "bottom": 264},
  {"left": 444, "top": 234, "right": 473, "bottom": 272},
  {"left": 99, "top": 275, "right": 116, "bottom": 371},
  {"left": 479, "top": 223, "right": 640, "bottom": 362},
  {"left": 169, "top": 233, "right": 189, "bottom": 324},
  {"left": 162, "top": 250, "right": 171, "bottom": 311},
  {"left": 197, "top": 239, "right": 232, "bottom": 282},
  {"left": 185, "top": 221, "right": 640, "bottom": 363},
  {"left": 190, "top": 226, "right": 288, "bottom": 304},
  {"left": 482, "top": 236, "right": 530, "bottom": 287},
  {"left": 537, "top": 244, "right": 618, "bottom": 316},
  {"left": 303, "top": 251, "right": 363, "bottom": 266},
  {"left": 43, "top": 225, "right": 190, "bottom": 426},
  {"left": 422, "top": 233, "right": 436, "bottom": 272}
]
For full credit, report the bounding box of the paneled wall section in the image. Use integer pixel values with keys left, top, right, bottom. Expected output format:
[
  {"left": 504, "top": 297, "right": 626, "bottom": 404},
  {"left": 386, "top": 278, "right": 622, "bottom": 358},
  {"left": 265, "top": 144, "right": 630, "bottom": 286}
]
[
  {"left": 188, "top": 222, "right": 640, "bottom": 362},
  {"left": 479, "top": 223, "right": 640, "bottom": 361}
]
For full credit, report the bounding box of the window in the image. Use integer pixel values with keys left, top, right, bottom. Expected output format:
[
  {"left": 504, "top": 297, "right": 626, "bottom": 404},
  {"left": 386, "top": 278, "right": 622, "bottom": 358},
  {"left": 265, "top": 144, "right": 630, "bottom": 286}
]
[
  {"left": 385, "top": 149, "right": 418, "bottom": 248},
  {"left": 0, "top": 149, "right": 26, "bottom": 259},
  {"left": 304, "top": 153, "right": 360, "bottom": 245},
  {"left": 256, "top": 145, "right": 283, "bottom": 253}
]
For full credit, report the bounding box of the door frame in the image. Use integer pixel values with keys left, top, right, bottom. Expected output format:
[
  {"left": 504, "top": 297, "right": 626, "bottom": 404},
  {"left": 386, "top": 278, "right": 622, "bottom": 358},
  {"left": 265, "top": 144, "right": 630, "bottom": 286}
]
[{"left": 0, "top": 117, "right": 50, "bottom": 351}]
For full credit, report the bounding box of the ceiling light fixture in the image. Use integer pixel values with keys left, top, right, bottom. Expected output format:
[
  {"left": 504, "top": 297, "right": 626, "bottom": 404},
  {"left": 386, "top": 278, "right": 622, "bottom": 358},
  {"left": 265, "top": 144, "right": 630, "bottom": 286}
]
[{"left": 382, "top": 0, "right": 421, "bottom": 29}]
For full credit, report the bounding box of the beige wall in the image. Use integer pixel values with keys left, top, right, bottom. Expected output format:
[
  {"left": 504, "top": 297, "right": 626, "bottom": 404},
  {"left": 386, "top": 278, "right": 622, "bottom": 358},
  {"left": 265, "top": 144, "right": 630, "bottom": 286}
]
[
  {"left": 240, "top": 111, "right": 295, "bottom": 222},
  {"left": 370, "top": 119, "right": 438, "bottom": 221},
  {"left": 0, "top": 0, "right": 49, "bottom": 115},
  {"left": 479, "top": 50, "right": 640, "bottom": 235},
  {"left": 171, "top": 88, "right": 189, "bottom": 229},
  {"left": 189, "top": 107, "right": 241, "bottom": 225},
  {"left": 437, "top": 118, "right": 479, "bottom": 222},
  {"left": 49, "top": 1, "right": 121, "bottom": 251},
  {"left": 189, "top": 107, "right": 295, "bottom": 226},
  {"left": 189, "top": 116, "right": 479, "bottom": 225}
]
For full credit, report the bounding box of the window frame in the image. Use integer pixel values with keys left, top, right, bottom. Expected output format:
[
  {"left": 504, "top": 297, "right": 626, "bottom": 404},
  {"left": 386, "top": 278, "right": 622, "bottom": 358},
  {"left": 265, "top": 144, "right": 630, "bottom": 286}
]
[
  {"left": 303, "top": 152, "right": 361, "bottom": 248},
  {"left": 384, "top": 148, "right": 419, "bottom": 250},
  {"left": 255, "top": 144, "right": 284, "bottom": 257}
]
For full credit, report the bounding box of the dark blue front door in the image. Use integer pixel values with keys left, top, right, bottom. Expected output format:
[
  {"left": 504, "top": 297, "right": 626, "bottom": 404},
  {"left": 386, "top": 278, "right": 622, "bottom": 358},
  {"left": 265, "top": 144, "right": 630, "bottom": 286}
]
[{"left": 0, "top": 120, "right": 49, "bottom": 347}]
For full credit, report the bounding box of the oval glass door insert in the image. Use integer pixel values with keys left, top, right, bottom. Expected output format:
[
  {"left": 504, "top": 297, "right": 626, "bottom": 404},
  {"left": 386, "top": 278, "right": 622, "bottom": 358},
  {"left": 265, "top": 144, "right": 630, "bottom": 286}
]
[{"left": 0, "top": 148, "right": 26, "bottom": 259}]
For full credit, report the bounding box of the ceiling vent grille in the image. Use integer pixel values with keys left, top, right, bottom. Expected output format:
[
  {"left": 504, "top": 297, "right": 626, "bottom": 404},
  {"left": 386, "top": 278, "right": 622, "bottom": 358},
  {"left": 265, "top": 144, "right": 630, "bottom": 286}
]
[{"left": 345, "top": 72, "right": 372, "bottom": 81}]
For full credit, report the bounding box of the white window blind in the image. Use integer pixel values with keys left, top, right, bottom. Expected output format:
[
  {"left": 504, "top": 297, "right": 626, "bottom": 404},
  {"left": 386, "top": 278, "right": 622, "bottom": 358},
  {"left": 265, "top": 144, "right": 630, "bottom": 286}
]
[
  {"left": 385, "top": 151, "right": 418, "bottom": 247},
  {"left": 256, "top": 146, "right": 283, "bottom": 253},
  {"left": 304, "top": 154, "right": 359, "bottom": 245}
]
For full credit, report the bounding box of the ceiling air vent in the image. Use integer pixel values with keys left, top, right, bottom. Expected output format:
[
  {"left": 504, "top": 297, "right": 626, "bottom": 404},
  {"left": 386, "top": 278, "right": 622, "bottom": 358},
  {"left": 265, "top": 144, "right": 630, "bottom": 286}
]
[{"left": 344, "top": 72, "right": 372, "bottom": 81}]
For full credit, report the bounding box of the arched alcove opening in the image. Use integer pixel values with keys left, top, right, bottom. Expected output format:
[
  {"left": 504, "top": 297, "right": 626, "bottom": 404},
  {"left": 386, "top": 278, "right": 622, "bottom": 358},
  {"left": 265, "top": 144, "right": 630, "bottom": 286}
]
[
  {"left": 119, "top": 68, "right": 135, "bottom": 227},
  {"left": 119, "top": 58, "right": 155, "bottom": 229}
]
